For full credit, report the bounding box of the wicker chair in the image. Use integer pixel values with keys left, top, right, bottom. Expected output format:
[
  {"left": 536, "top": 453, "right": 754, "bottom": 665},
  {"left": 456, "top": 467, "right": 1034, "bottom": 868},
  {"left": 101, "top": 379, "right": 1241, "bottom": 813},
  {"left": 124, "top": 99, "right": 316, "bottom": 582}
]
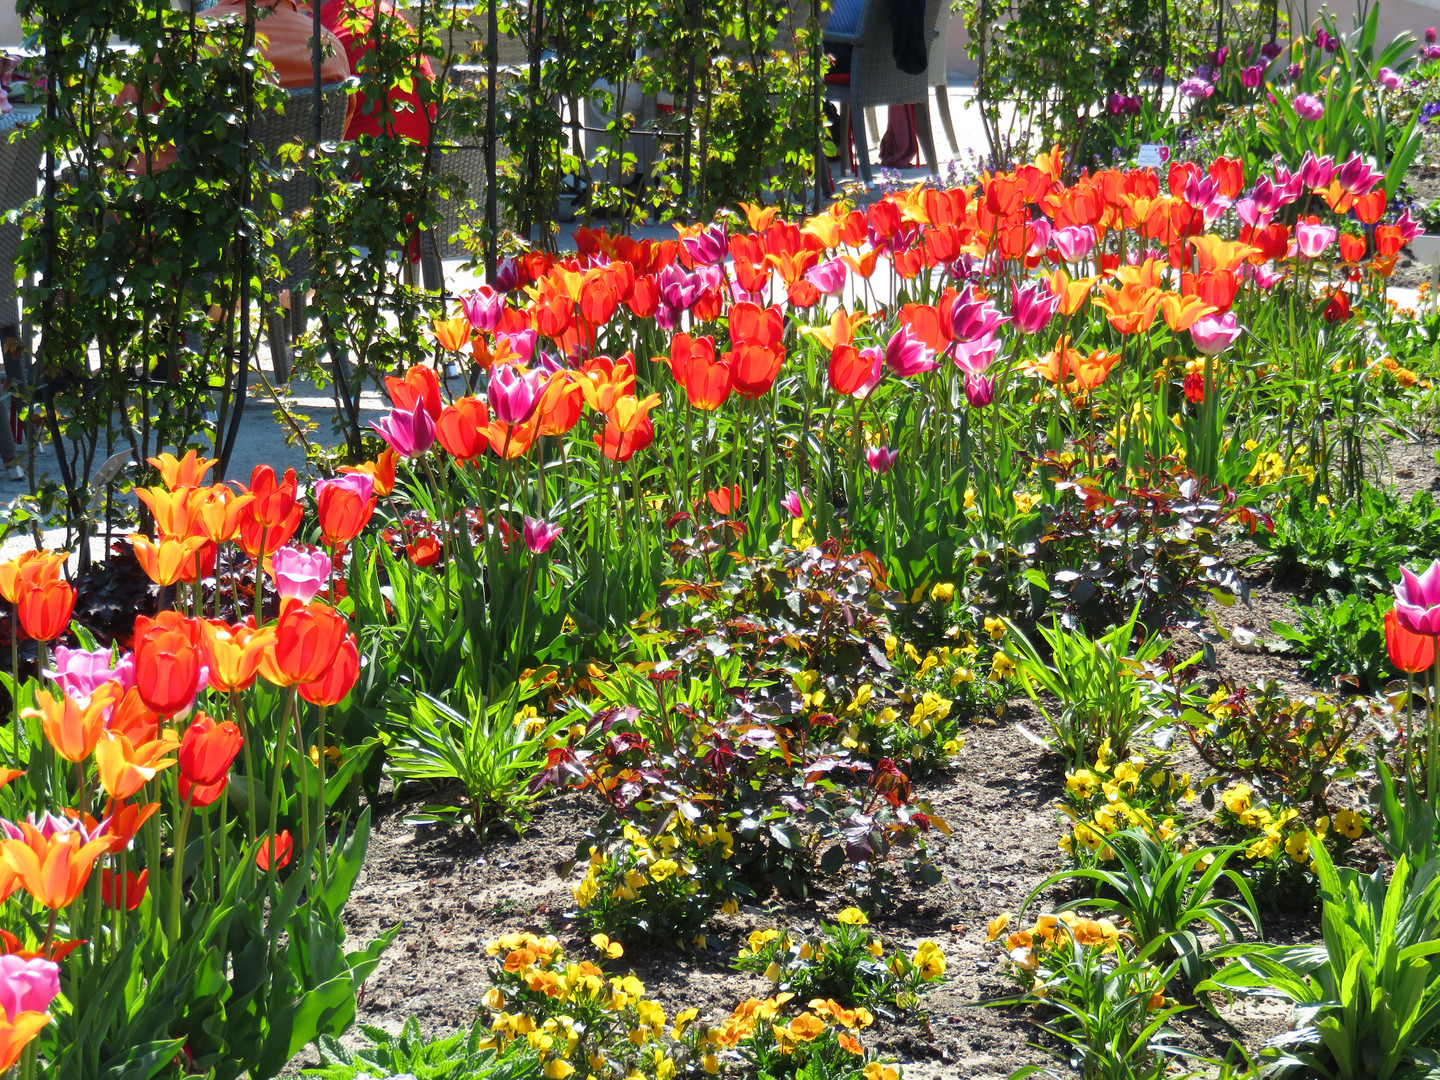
[
  {"left": 824, "top": 0, "right": 943, "bottom": 186},
  {"left": 0, "top": 108, "right": 42, "bottom": 468},
  {"left": 253, "top": 83, "right": 349, "bottom": 380},
  {"left": 419, "top": 65, "right": 488, "bottom": 295},
  {"left": 863, "top": 8, "right": 956, "bottom": 157}
]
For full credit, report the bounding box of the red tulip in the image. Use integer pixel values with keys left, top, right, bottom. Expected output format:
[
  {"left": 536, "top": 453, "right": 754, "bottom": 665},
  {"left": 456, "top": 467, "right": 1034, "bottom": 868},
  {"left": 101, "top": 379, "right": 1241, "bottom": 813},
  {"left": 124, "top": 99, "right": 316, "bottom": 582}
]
[
  {"left": 15, "top": 575, "right": 75, "bottom": 643},
  {"left": 299, "top": 635, "right": 360, "bottom": 707},
  {"left": 178, "top": 714, "right": 242, "bottom": 787},
  {"left": 436, "top": 397, "right": 492, "bottom": 461},
  {"left": 100, "top": 868, "right": 148, "bottom": 911},
  {"left": 133, "top": 615, "right": 204, "bottom": 716},
  {"left": 255, "top": 831, "right": 293, "bottom": 871},
  {"left": 1387, "top": 609, "right": 1435, "bottom": 675}
]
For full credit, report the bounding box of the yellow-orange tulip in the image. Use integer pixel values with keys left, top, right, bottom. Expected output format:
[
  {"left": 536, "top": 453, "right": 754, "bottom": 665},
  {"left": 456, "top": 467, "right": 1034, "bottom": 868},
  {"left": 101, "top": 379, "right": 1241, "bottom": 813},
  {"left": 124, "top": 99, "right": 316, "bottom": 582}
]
[
  {"left": 1, "top": 822, "right": 112, "bottom": 908},
  {"left": 0, "top": 1012, "right": 50, "bottom": 1071},
  {"left": 431, "top": 315, "right": 473, "bottom": 352},
  {"left": 1158, "top": 293, "right": 1216, "bottom": 333},
  {"left": 95, "top": 730, "right": 178, "bottom": 800},
  {"left": 129, "top": 534, "right": 207, "bottom": 587},
  {"left": 30, "top": 683, "right": 122, "bottom": 763},
  {"left": 200, "top": 620, "right": 276, "bottom": 692},
  {"left": 0, "top": 550, "right": 64, "bottom": 605},
  {"left": 188, "top": 485, "right": 255, "bottom": 544},
  {"left": 136, "top": 486, "right": 200, "bottom": 539},
  {"left": 147, "top": 450, "right": 217, "bottom": 490}
]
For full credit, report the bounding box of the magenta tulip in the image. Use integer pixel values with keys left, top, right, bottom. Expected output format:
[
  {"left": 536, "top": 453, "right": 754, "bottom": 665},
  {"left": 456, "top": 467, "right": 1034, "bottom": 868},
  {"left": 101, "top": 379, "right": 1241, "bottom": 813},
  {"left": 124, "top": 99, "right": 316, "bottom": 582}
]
[
  {"left": 372, "top": 401, "right": 436, "bottom": 458},
  {"left": 1395, "top": 561, "right": 1440, "bottom": 636},
  {"left": 522, "top": 517, "right": 563, "bottom": 555},
  {"left": 885, "top": 328, "right": 938, "bottom": 378},
  {"left": 488, "top": 365, "right": 546, "bottom": 425},
  {"left": 865, "top": 446, "right": 899, "bottom": 474}
]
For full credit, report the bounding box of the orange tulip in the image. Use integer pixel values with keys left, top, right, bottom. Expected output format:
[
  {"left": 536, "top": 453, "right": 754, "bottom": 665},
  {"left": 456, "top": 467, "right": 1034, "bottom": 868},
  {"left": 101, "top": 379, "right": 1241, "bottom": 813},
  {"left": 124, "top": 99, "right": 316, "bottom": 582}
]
[
  {"left": 136, "top": 486, "right": 199, "bottom": 539},
  {"left": 728, "top": 343, "right": 784, "bottom": 399},
  {"left": 187, "top": 485, "right": 255, "bottom": 544},
  {"left": 1158, "top": 293, "right": 1216, "bottom": 333},
  {"left": 1, "top": 822, "right": 112, "bottom": 908},
  {"left": 577, "top": 354, "right": 638, "bottom": 417},
  {"left": 1024, "top": 337, "right": 1078, "bottom": 383},
  {"left": 431, "top": 315, "right": 472, "bottom": 352},
  {"left": 536, "top": 373, "right": 585, "bottom": 437},
  {"left": 1045, "top": 269, "right": 1098, "bottom": 317},
  {"left": 1353, "top": 190, "right": 1386, "bottom": 225},
  {"left": 178, "top": 713, "right": 242, "bottom": 786},
  {"left": 108, "top": 687, "right": 160, "bottom": 745},
  {"left": 706, "top": 484, "right": 742, "bottom": 515},
  {"left": 316, "top": 476, "right": 376, "bottom": 546},
  {"left": 384, "top": 365, "right": 442, "bottom": 421},
  {"left": 1190, "top": 235, "right": 1256, "bottom": 274},
  {"left": 148, "top": 450, "right": 216, "bottom": 490},
  {"left": 668, "top": 335, "right": 733, "bottom": 411},
  {"left": 0, "top": 1011, "right": 51, "bottom": 1071},
  {"left": 14, "top": 573, "right": 76, "bottom": 642},
  {"left": 99, "top": 800, "right": 161, "bottom": 854},
  {"left": 595, "top": 417, "right": 654, "bottom": 463},
  {"left": 1070, "top": 349, "right": 1121, "bottom": 391},
  {"left": 0, "top": 550, "right": 64, "bottom": 605},
  {"left": 130, "top": 534, "right": 207, "bottom": 588},
  {"left": 340, "top": 448, "right": 397, "bottom": 498},
  {"left": 100, "top": 868, "right": 148, "bottom": 911},
  {"left": 298, "top": 634, "right": 360, "bottom": 706},
  {"left": 1386, "top": 608, "right": 1435, "bottom": 675},
  {"left": 241, "top": 465, "right": 301, "bottom": 531},
  {"left": 31, "top": 683, "right": 122, "bottom": 762},
  {"left": 95, "top": 730, "right": 178, "bottom": 800},
  {"left": 1338, "top": 233, "right": 1366, "bottom": 263},
  {"left": 436, "top": 397, "right": 493, "bottom": 462},
  {"left": 797, "top": 308, "right": 869, "bottom": 353},
  {"left": 133, "top": 616, "right": 203, "bottom": 715},
  {"left": 201, "top": 621, "right": 276, "bottom": 693},
  {"left": 1092, "top": 282, "right": 1160, "bottom": 335},
  {"left": 259, "top": 602, "right": 350, "bottom": 687},
  {"left": 406, "top": 536, "right": 441, "bottom": 568},
  {"left": 828, "top": 344, "right": 879, "bottom": 397}
]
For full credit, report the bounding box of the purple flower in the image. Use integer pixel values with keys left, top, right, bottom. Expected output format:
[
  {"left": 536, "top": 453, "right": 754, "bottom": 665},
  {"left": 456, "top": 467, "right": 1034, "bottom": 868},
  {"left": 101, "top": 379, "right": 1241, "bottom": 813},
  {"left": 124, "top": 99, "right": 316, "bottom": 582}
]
[
  {"left": 1396, "top": 207, "right": 1423, "bottom": 244},
  {"left": 1285, "top": 63, "right": 1303, "bottom": 81},
  {"left": 46, "top": 646, "right": 134, "bottom": 698},
  {"left": 1395, "top": 560, "right": 1440, "bottom": 635},
  {"left": 658, "top": 264, "right": 702, "bottom": 311},
  {"left": 885, "top": 328, "right": 938, "bottom": 377},
  {"left": 1378, "top": 67, "right": 1402, "bottom": 91},
  {"left": 1212, "top": 45, "right": 1230, "bottom": 66},
  {"left": 805, "top": 257, "right": 848, "bottom": 296},
  {"left": 1053, "top": 225, "right": 1097, "bottom": 262},
  {"left": 1241, "top": 64, "right": 1265, "bottom": 89},
  {"left": 1260, "top": 41, "right": 1283, "bottom": 60},
  {"left": 865, "top": 446, "right": 899, "bottom": 474},
  {"left": 372, "top": 402, "right": 436, "bottom": 458},
  {"left": 1011, "top": 279, "right": 1059, "bottom": 335},
  {"left": 963, "top": 374, "right": 994, "bottom": 408},
  {"left": 1235, "top": 198, "right": 1273, "bottom": 229},
  {"left": 498, "top": 328, "right": 538, "bottom": 365},
  {"left": 1179, "top": 77, "right": 1215, "bottom": 100},
  {"left": 0, "top": 955, "right": 60, "bottom": 1018},
  {"left": 462, "top": 285, "right": 505, "bottom": 333},
  {"left": 948, "top": 284, "right": 1008, "bottom": 343},
  {"left": 1424, "top": 44, "right": 1440, "bottom": 60},
  {"left": 522, "top": 516, "right": 563, "bottom": 555},
  {"left": 1428, "top": 26, "right": 1437, "bottom": 44},
  {"left": 781, "top": 490, "right": 805, "bottom": 518},
  {"left": 1335, "top": 156, "right": 1384, "bottom": 196},
  {"left": 270, "top": 546, "right": 332, "bottom": 603},
  {"left": 682, "top": 223, "right": 728, "bottom": 267},
  {"left": 487, "top": 364, "right": 546, "bottom": 425},
  {"left": 1191, "top": 312, "right": 1242, "bottom": 355},
  {"left": 1293, "top": 93, "right": 1324, "bottom": 120},
  {"left": 1106, "top": 92, "right": 1126, "bottom": 116}
]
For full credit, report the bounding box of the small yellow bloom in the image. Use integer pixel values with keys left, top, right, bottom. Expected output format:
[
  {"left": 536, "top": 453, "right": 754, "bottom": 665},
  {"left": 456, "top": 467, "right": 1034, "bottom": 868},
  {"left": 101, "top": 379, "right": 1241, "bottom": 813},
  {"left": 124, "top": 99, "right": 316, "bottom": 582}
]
[
  {"left": 986, "top": 912, "right": 1011, "bottom": 942},
  {"left": 989, "top": 652, "right": 1016, "bottom": 680},
  {"left": 983, "top": 617, "right": 1006, "bottom": 640},
  {"left": 1334, "top": 808, "right": 1364, "bottom": 840},
  {"left": 835, "top": 907, "right": 869, "bottom": 926},
  {"left": 930, "top": 582, "right": 955, "bottom": 603}
]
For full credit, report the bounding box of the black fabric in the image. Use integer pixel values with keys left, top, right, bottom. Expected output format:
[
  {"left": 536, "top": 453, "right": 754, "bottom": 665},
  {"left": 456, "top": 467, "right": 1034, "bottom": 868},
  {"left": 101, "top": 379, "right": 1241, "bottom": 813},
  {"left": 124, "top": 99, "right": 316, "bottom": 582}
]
[{"left": 890, "top": 0, "right": 929, "bottom": 75}]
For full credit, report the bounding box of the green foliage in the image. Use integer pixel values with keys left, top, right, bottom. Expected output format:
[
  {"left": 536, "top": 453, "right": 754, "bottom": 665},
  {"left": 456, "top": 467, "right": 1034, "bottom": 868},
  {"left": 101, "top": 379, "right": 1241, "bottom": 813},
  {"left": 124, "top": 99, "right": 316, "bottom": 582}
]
[
  {"left": 1262, "top": 483, "right": 1440, "bottom": 598},
  {"left": 1272, "top": 590, "right": 1394, "bottom": 689},
  {"left": 1005, "top": 607, "right": 1193, "bottom": 764},
  {"left": 1026, "top": 829, "right": 1261, "bottom": 987},
  {"left": 305, "top": 1018, "right": 540, "bottom": 1080},
  {"left": 385, "top": 685, "right": 568, "bottom": 838},
  {"left": 1202, "top": 842, "right": 1440, "bottom": 1080}
]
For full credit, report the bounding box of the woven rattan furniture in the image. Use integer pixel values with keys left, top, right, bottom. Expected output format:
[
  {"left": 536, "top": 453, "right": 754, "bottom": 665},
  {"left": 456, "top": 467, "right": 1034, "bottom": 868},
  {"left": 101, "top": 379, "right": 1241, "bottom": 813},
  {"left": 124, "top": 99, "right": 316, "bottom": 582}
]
[
  {"left": 253, "top": 82, "right": 348, "bottom": 379},
  {"left": 419, "top": 65, "right": 487, "bottom": 294},
  {"left": 824, "top": 0, "right": 942, "bottom": 186},
  {"left": 0, "top": 107, "right": 41, "bottom": 468},
  {"left": 926, "top": 2, "right": 959, "bottom": 156}
]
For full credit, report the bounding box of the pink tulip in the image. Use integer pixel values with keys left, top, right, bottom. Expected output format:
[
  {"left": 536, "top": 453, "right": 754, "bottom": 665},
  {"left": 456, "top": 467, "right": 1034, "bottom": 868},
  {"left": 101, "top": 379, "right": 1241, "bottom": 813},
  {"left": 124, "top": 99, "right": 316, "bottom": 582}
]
[
  {"left": 1053, "top": 225, "right": 1097, "bottom": 262},
  {"left": 1243, "top": 262, "right": 1285, "bottom": 289},
  {"left": 885, "top": 328, "right": 938, "bottom": 377},
  {"left": 1191, "top": 312, "right": 1242, "bottom": 355},
  {"left": 1240, "top": 64, "right": 1264, "bottom": 88},
  {"left": 494, "top": 257, "right": 520, "bottom": 292},
  {"left": 1335, "top": 156, "right": 1383, "bottom": 196},
  {"left": 462, "top": 286, "right": 505, "bottom": 333},
  {"left": 949, "top": 284, "right": 1008, "bottom": 343},
  {"left": 951, "top": 332, "right": 1001, "bottom": 376},
  {"left": 964, "top": 374, "right": 994, "bottom": 408},
  {"left": 781, "top": 490, "right": 804, "bottom": 518},
  {"left": 1011, "top": 279, "right": 1059, "bottom": 335},
  {"left": 498, "top": 328, "right": 538, "bottom": 365},
  {"left": 1298, "top": 151, "right": 1337, "bottom": 191},
  {"left": 522, "top": 517, "right": 563, "bottom": 555},
  {"left": 487, "top": 365, "right": 546, "bottom": 425},
  {"left": 270, "top": 546, "right": 332, "bottom": 603},
  {"left": 1235, "top": 198, "right": 1273, "bottom": 230},
  {"left": 1026, "top": 219, "right": 1052, "bottom": 258},
  {"left": 1395, "top": 560, "right": 1440, "bottom": 636},
  {"left": 46, "top": 647, "right": 134, "bottom": 698},
  {"left": 1396, "top": 207, "right": 1423, "bottom": 244},
  {"left": 1292, "top": 93, "right": 1324, "bottom": 120},
  {"left": 865, "top": 446, "right": 899, "bottom": 474},
  {"left": 372, "top": 401, "right": 436, "bottom": 458},
  {"left": 1294, "top": 221, "right": 1338, "bottom": 258},
  {"left": 805, "top": 258, "right": 848, "bottom": 296},
  {"left": 0, "top": 955, "right": 60, "bottom": 1019},
  {"left": 1378, "top": 67, "right": 1402, "bottom": 91},
  {"left": 850, "top": 347, "right": 885, "bottom": 399},
  {"left": 682, "top": 223, "right": 728, "bottom": 267}
]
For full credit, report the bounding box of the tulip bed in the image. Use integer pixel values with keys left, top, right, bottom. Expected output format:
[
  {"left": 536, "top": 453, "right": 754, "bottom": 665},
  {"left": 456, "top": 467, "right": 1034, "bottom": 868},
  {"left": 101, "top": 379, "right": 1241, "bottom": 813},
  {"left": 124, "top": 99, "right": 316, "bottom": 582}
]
[{"left": 0, "top": 131, "right": 1439, "bottom": 1080}]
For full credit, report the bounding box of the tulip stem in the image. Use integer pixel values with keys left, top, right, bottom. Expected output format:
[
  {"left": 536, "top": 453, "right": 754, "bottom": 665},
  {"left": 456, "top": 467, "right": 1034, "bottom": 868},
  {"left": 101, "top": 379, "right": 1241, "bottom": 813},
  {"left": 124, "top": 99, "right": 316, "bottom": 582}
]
[
  {"left": 292, "top": 697, "right": 312, "bottom": 855},
  {"left": 254, "top": 527, "right": 269, "bottom": 626},
  {"left": 316, "top": 704, "right": 328, "bottom": 886},
  {"left": 231, "top": 691, "right": 258, "bottom": 849},
  {"left": 168, "top": 803, "right": 193, "bottom": 945},
  {"left": 264, "top": 687, "right": 295, "bottom": 956},
  {"left": 8, "top": 625, "right": 17, "bottom": 769}
]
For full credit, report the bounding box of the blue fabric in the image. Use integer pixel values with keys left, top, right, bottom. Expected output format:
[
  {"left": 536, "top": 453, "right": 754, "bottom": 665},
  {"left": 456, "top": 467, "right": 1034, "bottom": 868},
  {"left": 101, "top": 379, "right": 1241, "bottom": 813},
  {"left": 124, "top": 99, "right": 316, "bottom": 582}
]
[{"left": 825, "top": 0, "right": 866, "bottom": 39}]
